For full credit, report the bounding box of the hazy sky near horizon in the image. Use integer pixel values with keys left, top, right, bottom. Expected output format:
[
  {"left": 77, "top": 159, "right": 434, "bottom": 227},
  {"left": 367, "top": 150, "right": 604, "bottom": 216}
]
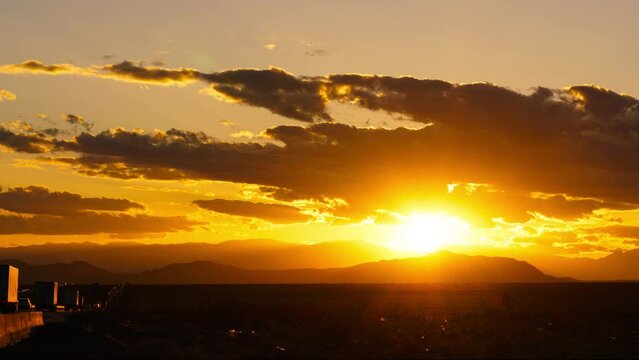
[{"left": 1, "top": 0, "right": 639, "bottom": 259}]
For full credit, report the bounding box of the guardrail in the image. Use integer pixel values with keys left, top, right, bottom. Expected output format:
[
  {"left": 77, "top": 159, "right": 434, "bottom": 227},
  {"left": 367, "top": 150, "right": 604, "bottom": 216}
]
[{"left": 0, "top": 312, "right": 44, "bottom": 348}]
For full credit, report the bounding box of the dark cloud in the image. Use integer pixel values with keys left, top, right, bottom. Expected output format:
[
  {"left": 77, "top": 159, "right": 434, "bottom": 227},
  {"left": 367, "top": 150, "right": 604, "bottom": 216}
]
[
  {"left": 41, "top": 128, "right": 61, "bottom": 137},
  {"left": 200, "top": 68, "right": 330, "bottom": 122},
  {"left": 264, "top": 125, "right": 328, "bottom": 146},
  {"left": 64, "top": 114, "right": 84, "bottom": 125},
  {"left": 0, "top": 186, "right": 144, "bottom": 216},
  {"left": 1, "top": 117, "right": 638, "bottom": 225},
  {"left": 102, "top": 63, "right": 331, "bottom": 121},
  {"left": 0, "top": 59, "right": 199, "bottom": 85},
  {"left": 194, "top": 199, "right": 310, "bottom": 224},
  {"left": 102, "top": 61, "right": 200, "bottom": 84},
  {"left": 65, "top": 114, "right": 94, "bottom": 132},
  {"left": 0, "top": 185, "right": 200, "bottom": 237},
  {"left": 1, "top": 60, "right": 332, "bottom": 121},
  {"left": 0, "top": 60, "right": 91, "bottom": 76},
  {"left": 7, "top": 60, "right": 74, "bottom": 73},
  {"left": 3, "top": 59, "right": 637, "bottom": 129},
  {"left": 568, "top": 85, "right": 637, "bottom": 120},
  {"left": 0, "top": 125, "right": 56, "bottom": 153},
  {"left": 2, "top": 62, "right": 639, "bottom": 225},
  {"left": 2, "top": 121, "right": 634, "bottom": 226},
  {"left": 0, "top": 213, "right": 200, "bottom": 236}
]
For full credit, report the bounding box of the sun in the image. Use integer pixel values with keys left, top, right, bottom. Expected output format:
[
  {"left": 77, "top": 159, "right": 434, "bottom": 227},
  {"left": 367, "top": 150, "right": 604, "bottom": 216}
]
[{"left": 392, "top": 213, "right": 469, "bottom": 255}]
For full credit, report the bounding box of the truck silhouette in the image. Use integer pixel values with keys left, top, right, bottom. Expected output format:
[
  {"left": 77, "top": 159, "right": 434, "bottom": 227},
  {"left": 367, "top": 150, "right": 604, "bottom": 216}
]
[
  {"left": 0, "top": 265, "right": 19, "bottom": 313},
  {"left": 34, "top": 281, "right": 58, "bottom": 311}
]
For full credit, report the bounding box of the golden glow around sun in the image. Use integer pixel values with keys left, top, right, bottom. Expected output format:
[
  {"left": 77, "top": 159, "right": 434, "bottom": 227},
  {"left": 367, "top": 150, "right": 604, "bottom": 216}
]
[{"left": 392, "top": 213, "right": 470, "bottom": 255}]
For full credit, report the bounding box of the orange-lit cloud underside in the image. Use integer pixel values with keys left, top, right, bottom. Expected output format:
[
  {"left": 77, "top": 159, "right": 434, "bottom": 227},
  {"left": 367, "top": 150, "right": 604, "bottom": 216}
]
[{"left": 1, "top": 59, "right": 639, "bottom": 257}]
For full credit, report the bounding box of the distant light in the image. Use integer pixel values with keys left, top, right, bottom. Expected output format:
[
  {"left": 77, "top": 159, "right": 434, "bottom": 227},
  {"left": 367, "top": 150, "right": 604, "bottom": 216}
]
[{"left": 392, "top": 213, "right": 469, "bottom": 255}]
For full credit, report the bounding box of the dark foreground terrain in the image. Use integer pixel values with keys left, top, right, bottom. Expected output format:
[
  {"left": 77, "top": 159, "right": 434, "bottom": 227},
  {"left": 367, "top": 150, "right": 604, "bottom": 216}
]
[{"left": 3, "top": 283, "right": 639, "bottom": 358}]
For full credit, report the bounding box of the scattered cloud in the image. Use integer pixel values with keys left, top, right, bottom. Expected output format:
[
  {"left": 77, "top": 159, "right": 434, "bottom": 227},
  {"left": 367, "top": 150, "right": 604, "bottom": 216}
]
[
  {"left": 231, "top": 130, "right": 256, "bottom": 139},
  {"left": 1, "top": 120, "right": 637, "bottom": 229},
  {"left": 0, "top": 185, "right": 143, "bottom": 216},
  {"left": 2, "top": 61, "right": 639, "bottom": 248},
  {"left": 4, "top": 60, "right": 636, "bottom": 129},
  {"left": 0, "top": 185, "right": 201, "bottom": 237},
  {"left": 101, "top": 60, "right": 200, "bottom": 85},
  {"left": 0, "top": 59, "right": 94, "bottom": 76},
  {"left": 194, "top": 198, "right": 311, "bottom": 224},
  {"left": 199, "top": 67, "right": 331, "bottom": 122},
  {"left": 219, "top": 119, "right": 236, "bottom": 127},
  {"left": 0, "top": 121, "right": 57, "bottom": 153},
  {"left": 0, "top": 89, "right": 16, "bottom": 102},
  {"left": 263, "top": 43, "right": 277, "bottom": 50},
  {"left": 0, "top": 59, "right": 199, "bottom": 86},
  {"left": 305, "top": 49, "right": 328, "bottom": 57},
  {"left": 0, "top": 60, "right": 330, "bottom": 121},
  {"left": 298, "top": 40, "right": 329, "bottom": 57},
  {"left": 64, "top": 114, "right": 94, "bottom": 132}
]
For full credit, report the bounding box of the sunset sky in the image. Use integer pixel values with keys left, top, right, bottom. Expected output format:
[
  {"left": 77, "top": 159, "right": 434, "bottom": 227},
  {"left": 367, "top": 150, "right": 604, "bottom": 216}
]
[{"left": 1, "top": 0, "right": 639, "bottom": 259}]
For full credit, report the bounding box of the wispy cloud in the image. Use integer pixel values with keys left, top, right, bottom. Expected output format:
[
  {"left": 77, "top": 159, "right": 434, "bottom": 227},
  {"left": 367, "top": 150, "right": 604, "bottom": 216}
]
[{"left": 0, "top": 89, "right": 17, "bottom": 102}]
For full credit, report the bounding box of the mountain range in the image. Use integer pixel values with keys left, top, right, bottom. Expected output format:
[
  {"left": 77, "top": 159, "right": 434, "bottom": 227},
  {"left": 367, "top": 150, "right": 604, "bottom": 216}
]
[
  {"left": 0, "top": 240, "right": 397, "bottom": 274},
  {"left": 0, "top": 251, "right": 561, "bottom": 284},
  {"left": 526, "top": 250, "right": 639, "bottom": 281},
  {"left": 1, "top": 239, "right": 638, "bottom": 281}
]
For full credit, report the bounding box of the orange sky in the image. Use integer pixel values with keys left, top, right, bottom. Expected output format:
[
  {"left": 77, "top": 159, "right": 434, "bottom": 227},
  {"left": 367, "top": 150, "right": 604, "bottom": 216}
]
[{"left": 1, "top": 0, "right": 639, "bottom": 259}]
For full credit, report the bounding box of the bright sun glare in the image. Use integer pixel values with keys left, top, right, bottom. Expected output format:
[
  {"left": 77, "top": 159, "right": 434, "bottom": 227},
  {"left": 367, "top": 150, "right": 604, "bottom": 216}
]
[{"left": 393, "top": 213, "right": 469, "bottom": 255}]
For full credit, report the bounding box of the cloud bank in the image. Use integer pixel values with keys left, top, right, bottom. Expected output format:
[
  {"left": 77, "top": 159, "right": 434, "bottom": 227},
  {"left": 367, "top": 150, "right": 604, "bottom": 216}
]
[
  {"left": 0, "top": 186, "right": 143, "bottom": 216},
  {"left": 0, "top": 186, "right": 201, "bottom": 237},
  {"left": 2, "top": 60, "right": 639, "bottom": 252}
]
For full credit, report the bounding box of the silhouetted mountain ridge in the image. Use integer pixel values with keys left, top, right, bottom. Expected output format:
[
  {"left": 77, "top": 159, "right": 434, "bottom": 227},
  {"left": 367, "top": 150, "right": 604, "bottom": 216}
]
[
  {"left": 0, "top": 259, "right": 118, "bottom": 284},
  {"left": 529, "top": 249, "right": 639, "bottom": 280},
  {"left": 2, "top": 251, "right": 563, "bottom": 284},
  {"left": 4, "top": 239, "right": 638, "bottom": 280},
  {"left": 0, "top": 239, "right": 397, "bottom": 273}
]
